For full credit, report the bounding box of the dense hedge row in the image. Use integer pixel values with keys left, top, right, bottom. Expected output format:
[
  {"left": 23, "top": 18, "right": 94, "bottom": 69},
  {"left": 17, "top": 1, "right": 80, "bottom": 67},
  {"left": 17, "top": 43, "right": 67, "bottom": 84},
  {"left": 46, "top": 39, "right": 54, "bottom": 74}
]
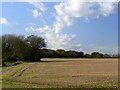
[
  {"left": 1, "top": 34, "right": 113, "bottom": 66},
  {"left": 40, "top": 49, "right": 111, "bottom": 58}
]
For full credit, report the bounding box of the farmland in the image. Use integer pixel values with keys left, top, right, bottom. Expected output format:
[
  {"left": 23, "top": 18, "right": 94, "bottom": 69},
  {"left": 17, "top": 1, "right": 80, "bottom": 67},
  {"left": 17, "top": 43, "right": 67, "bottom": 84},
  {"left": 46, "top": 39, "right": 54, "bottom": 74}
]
[{"left": 2, "top": 58, "right": 118, "bottom": 88}]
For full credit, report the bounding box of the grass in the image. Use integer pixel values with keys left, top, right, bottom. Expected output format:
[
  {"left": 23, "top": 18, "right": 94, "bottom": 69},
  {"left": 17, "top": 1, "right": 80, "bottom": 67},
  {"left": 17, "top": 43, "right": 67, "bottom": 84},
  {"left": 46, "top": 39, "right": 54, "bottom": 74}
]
[
  {"left": 3, "top": 61, "right": 23, "bottom": 67},
  {"left": 3, "top": 67, "right": 23, "bottom": 79},
  {"left": 2, "top": 80, "right": 118, "bottom": 88},
  {"left": 2, "top": 58, "right": 118, "bottom": 88},
  {"left": 2, "top": 80, "right": 53, "bottom": 88}
]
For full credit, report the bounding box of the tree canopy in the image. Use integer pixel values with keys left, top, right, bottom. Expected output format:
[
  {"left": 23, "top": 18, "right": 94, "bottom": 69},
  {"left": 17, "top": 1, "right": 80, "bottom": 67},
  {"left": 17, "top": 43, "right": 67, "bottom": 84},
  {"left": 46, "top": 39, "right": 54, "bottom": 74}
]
[
  {"left": 2, "top": 34, "right": 114, "bottom": 67},
  {"left": 2, "top": 34, "right": 46, "bottom": 66},
  {"left": 25, "top": 35, "right": 46, "bottom": 48}
]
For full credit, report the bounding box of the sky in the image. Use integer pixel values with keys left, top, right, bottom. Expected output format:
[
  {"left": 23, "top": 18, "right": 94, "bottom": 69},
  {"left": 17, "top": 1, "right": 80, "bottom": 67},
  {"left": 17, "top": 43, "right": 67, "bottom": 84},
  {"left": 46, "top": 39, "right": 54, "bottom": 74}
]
[{"left": 0, "top": 0, "right": 119, "bottom": 54}]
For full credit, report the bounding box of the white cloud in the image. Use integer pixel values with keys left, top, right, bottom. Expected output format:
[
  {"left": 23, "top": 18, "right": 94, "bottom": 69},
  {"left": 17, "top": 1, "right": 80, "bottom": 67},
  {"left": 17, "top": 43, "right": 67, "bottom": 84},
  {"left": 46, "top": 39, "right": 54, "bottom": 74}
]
[
  {"left": 1, "top": 0, "right": 120, "bottom": 2},
  {"left": 26, "top": 1, "right": 117, "bottom": 52},
  {"left": 32, "top": 9, "right": 43, "bottom": 18},
  {"left": 26, "top": 0, "right": 47, "bottom": 12},
  {"left": 99, "top": 2, "right": 115, "bottom": 16},
  {"left": 25, "top": 25, "right": 81, "bottom": 51},
  {"left": 24, "top": 0, "right": 47, "bottom": 19},
  {"left": 0, "top": 17, "right": 9, "bottom": 25},
  {"left": 52, "top": 1, "right": 117, "bottom": 34},
  {"left": 54, "top": 0, "right": 117, "bottom": 20}
]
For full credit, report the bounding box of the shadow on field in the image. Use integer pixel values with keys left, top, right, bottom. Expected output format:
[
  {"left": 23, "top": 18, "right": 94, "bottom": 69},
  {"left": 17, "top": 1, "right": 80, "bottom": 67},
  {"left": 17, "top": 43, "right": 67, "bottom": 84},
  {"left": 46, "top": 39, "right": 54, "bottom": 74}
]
[
  {"left": 40, "top": 59, "right": 82, "bottom": 63},
  {"left": 41, "top": 60, "right": 68, "bottom": 63}
]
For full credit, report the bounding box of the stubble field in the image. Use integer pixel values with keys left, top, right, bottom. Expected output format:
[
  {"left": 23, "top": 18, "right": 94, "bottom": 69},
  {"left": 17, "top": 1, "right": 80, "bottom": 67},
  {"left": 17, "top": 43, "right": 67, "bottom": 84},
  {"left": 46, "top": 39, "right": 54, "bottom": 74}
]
[{"left": 2, "top": 58, "right": 118, "bottom": 88}]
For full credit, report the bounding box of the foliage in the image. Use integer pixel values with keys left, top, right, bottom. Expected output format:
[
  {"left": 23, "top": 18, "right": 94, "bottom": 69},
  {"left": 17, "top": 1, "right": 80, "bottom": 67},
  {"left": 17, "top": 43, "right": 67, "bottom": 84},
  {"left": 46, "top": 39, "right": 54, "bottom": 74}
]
[
  {"left": 40, "top": 49, "right": 85, "bottom": 58},
  {"left": 91, "top": 52, "right": 103, "bottom": 58},
  {"left": 2, "top": 34, "right": 46, "bottom": 66},
  {"left": 2, "top": 34, "right": 114, "bottom": 66},
  {"left": 24, "top": 35, "right": 46, "bottom": 48}
]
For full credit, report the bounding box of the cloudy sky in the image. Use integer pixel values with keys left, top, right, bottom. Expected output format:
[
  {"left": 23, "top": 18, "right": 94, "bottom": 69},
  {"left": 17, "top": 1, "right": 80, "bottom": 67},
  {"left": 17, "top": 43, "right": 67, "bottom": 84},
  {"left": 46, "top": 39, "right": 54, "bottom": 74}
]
[{"left": 0, "top": 0, "right": 119, "bottom": 54}]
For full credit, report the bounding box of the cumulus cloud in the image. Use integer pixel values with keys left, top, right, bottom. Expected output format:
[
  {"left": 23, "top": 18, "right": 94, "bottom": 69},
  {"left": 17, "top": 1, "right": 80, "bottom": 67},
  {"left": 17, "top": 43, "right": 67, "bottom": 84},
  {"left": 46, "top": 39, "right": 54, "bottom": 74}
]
[
  {"left": 26, "top": 25, "right": 81, "bottom": 50},
  {"left": 25, "top": 0, "right": 47, "bottom": 19},
  {"left": 0, "top": 17, "right": 9, "bottom": 25},
  {"left": 32, "top": 9, "right": 43, "bottom": 18},
  {"left": 28, "top": 0, "right": 47, "bottom": 12},
  {"left": 26, "top": 1, "right": 117, "bottom": 51},
  {"left": 54, "top": 0, "right": 117, "bottom": 21}
]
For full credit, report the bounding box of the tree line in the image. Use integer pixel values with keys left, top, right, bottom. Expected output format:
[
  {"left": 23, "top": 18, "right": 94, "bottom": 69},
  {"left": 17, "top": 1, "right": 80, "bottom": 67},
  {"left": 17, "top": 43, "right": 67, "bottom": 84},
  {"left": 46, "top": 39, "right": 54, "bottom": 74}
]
[
  {"left": 40, "top": 49, "right": 111, "bottom": 58},
  {"left": 1, "top": 34, "right": 115, "bottom": 66}
]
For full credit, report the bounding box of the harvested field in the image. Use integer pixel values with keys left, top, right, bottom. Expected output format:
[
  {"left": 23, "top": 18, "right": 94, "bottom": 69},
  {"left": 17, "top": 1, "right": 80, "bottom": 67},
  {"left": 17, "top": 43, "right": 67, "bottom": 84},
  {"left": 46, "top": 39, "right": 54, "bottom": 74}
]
[{"left": 2, "top": 58, "right": 118, "bottom": 88}]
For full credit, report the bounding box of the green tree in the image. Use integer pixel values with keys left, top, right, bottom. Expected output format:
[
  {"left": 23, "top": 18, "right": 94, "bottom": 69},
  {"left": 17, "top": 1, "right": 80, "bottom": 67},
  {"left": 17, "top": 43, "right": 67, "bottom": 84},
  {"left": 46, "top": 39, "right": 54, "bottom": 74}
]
[
  {"left": 25, "top": 35, "right": 46, "bottom": 48},
  {"left": 2, "top": 34, "right": 28, "bottom": 61},
  {"left": 24, "top": 35, "right": 46, "bottom": 61},
  {"left": 84, "top": 54, "right": 91, "bottom": 58},
  {"left": 103, "top": 54, "right": 111, "bottom": 58},
  {"left": 56, "top": 49, "right": 66, "bottom": 57},
  {"left": 91, "top": 52, "right": 103, "bottom": 58}
]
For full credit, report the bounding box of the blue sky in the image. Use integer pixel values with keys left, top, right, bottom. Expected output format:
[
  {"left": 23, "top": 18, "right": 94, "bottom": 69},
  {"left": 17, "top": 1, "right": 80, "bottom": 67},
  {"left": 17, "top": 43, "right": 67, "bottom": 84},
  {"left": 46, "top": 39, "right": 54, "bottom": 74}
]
[{"left": 1, "top": 1, "right": 118, "bottom": 54}]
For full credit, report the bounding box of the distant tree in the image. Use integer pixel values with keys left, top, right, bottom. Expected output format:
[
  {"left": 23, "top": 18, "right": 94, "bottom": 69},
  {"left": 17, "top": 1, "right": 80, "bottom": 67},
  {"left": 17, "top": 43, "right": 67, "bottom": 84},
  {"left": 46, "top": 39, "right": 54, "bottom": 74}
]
[
  {"left": 91, "top": 52, "right": 103, "bottom": 58},
  {"left": 41, "top": 49, "right": 55, "bottom": 58},
  {"left": 66, "top": 50, "right": 76, "bottom": 58},
  {"left": 84, "top": 54, "right": 91, "bottom": 58},
  {"left": 111, "top": 54, "right": 118, "bottom": 58},
  {"left": 55, "top": 49, "right": 66, "bottom": 58},
  {"left": 77, "top": 51, "right": 84, "bottom": 58},
  {"left": 103, "top": 54, "right": 111, "bottom": 58},
  {"left": 56, "top": 49, "right": 65, "bottom": 53}
]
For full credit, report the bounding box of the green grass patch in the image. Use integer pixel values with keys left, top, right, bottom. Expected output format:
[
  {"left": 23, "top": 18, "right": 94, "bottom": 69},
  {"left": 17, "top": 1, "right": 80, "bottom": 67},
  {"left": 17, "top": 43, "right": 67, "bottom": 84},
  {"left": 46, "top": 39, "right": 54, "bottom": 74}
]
[
  {"left": 3, "top": 66, "right": 24, "bottom": 79},
  {"left": 2, "top": 68, "right": 21, "bottom": 79},
  {"left": 2, "top": 80, "right": 118, "bottom": 88},
  {"left": 2, "top": 80, "right": 53, "bottom": 88},
  {"left": 3, "top": 61, "right": 23, "bottom": 67},
  {"left": 67, "top": 82, "right": 118, "bottom": 88}
]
